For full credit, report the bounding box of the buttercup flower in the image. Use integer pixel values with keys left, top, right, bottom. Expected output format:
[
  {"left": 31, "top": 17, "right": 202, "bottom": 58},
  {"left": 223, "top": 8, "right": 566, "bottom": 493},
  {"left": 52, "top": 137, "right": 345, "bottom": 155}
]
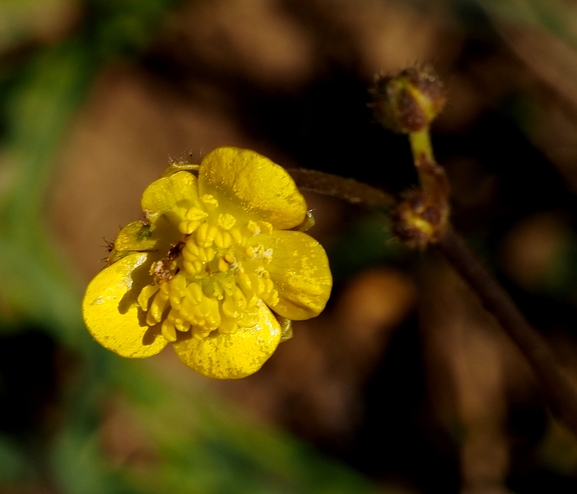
[{"left": 82, "top": 147, "right": 332, "bottom": 379}]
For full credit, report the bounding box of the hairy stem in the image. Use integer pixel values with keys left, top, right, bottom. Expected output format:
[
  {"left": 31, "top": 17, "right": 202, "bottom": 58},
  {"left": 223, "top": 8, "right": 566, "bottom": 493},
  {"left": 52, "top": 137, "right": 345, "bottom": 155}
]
[
  {"left": 436, "top": 227, "right": 577, "bottom": 435},
  {"left": 287, "top": 168, "right": 394, "bottom": 213},
  {"left": 290, "top": 167, "right": 577, "bottom": 437}
]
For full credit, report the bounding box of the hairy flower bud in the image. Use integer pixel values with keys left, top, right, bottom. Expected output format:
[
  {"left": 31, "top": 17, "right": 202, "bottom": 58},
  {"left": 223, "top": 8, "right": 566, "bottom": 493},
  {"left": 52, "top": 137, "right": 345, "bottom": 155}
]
[{"left": 369, "top": 66, "right": 446, "bottom": 133}]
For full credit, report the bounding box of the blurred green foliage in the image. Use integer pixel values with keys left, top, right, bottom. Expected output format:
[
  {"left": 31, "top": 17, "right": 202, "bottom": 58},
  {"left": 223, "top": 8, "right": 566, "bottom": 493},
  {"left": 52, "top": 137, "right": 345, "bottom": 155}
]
[{"left": 0, "top": 1, "right": 378, "bottom": 492}]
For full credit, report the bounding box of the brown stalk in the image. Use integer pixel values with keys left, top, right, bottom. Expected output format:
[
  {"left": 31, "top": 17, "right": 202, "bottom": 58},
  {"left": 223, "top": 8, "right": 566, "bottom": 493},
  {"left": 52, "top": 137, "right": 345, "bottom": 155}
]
[
  {"left": 436, "top": 226, "right": 577, "bottom": 435},
  {"left": 289, "top": 168, "right": 577, "bottom": 438}
]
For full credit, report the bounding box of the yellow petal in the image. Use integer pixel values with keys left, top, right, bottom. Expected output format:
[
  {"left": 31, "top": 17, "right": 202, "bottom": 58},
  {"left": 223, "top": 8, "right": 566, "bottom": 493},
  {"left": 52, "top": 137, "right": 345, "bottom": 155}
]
[
  {"left": 83, "top": 253, "right": 168, "bottom": 358},
  {"left": 108, "top": 217, "right": 182, "bottom": 265},
  {"left": 254, "top": 230, "right": 332, "bottom": 320},
  {"left": 141, "top": 171, "right": 201, "bottom": 224},
  {"left": 199, "top": 147, "right": 307, "bottom": 230},
  {"left": 172, "top": 300, "right": 282, "bottom": 379},
  {"left": 114, "top": 221, "right": 154, "bottom": 251},
  {"left": 107, "top": 221, "right": 155, "bottom": 264}
]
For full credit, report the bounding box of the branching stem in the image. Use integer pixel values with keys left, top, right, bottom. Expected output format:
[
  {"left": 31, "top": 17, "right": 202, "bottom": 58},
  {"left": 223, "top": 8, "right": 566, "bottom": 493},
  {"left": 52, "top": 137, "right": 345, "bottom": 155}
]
[{"left": 289, "top": 167, "right": 577, "bottom": 438}]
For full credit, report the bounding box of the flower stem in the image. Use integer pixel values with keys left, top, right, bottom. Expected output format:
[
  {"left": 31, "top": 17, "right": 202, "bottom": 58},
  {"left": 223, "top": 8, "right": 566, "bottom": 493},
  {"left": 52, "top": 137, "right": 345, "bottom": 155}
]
[
  {"left": 286, "top": 168, "right": 395, "bottom": 213},
  {"left": 365, "top": 66, "right": 577, "bottom": 436},
  {"left": 436, "top": 227, "right": 577, "bottom": 436},
  {"left": 290, "top": 165, "right": 577, "bottom": 438},
  {"left": 409, "top": 128, "right": 434, "bottom": 164}
]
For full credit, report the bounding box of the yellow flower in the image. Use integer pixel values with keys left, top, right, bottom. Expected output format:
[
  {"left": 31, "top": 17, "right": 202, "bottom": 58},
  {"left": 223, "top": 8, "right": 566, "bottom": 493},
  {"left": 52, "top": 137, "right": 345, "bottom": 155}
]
[{"left": 82, "top": 147, "right": 332, "bottom": 379}]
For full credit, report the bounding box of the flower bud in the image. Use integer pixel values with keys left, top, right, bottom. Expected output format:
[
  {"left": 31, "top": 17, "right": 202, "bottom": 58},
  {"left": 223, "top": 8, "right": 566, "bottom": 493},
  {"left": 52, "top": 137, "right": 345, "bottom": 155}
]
[
  {"left": 369, "top": 66, "right": 446, "bottom": 133},
  {"left": 391, "top": 189, "right": 449, "bottom": 249}
]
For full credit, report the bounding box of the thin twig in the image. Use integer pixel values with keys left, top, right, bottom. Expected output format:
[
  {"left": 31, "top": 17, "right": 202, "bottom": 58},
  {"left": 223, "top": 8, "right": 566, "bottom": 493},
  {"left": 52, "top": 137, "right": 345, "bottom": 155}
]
[
  {"left": 287, "top": 168, "right": 394, "bottom": 213},
  {"left": 436, "top": 227, "right": 577, "bottom": 436},
  {"left": 292, "top": 167, "right": 577, "bottom": 437}
]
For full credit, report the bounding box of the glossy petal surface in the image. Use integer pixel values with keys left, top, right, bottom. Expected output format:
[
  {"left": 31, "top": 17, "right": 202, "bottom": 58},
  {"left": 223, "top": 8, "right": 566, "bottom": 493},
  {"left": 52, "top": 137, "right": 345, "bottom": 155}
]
[
  {"left": 107, "top": 221, "right": 155, "bottom": 264},
  {"left": 173, "top": 300, "right": 282, "bottom": 379},
  {"left": 113, "top": 221, "right": 155, "bottom": 251},
  {"left": 199, "top": 147, "right": 307, "bottom": 230},
  {"left": 141, "top": 171, "right": 200, "bottom": 223},
  {"left": 83, "top": 147, "right": 333, "bottom": 379},
  {"left": 83, "top": 253, "right": 167, "bottom": 357},
  {"left": 107, "top": 217, "right": 182, "bottom": 265},
  {"left": 253, "top": 230, "right": 332, "bottom": 320}
]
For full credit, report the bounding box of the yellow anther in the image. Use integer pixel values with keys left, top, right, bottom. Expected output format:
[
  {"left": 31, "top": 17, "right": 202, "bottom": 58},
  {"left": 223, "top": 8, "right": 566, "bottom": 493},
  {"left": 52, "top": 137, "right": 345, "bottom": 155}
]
[
  {"left": 205, "top": 246, "right": 216, "bottom": 262},
  {"left": 206, "top": 224, "right": 218, "bottom": 245},
  {"left": 230, "top": 228, "right": 244, "bottom": 245},
  {"left": 171, "top": 273, "right": 187, "bottom": 292},
  {"left": 189, "top": 220, "right": 203, "bottom": 234},
  {"left": 200, "top": 298, "right": 213, "bottom": 317},
  {"left": 169, "top": 292, "right": 182, "bottom": 310},
  {"left": 161, "top": 320, "right": 177, "bottom": 342},
  {"left": 222, "top": 231, "right": 232, "bottom": 248},
  {"left": 184, "top": 240, "right": 200, "bottom": 256},
  {"left": 197, "top": 246, "right": 215, "bottom": 263},
  {"left": 192, "top": 326, "right": 211, "bottom": 340},
  {"left": 188, "top": 297, "right": 220, "bottom": 331},
  {"left": 196, "top": 223, "right": 209, "bottom": 245},
  {"left": 179, "top": 300, "right": 192, "bottom": 320},
  {"left": 249, "top": 272, "right": 265, "bottom": 296},
  {"left": 146, "top": 311, "right": 159, "bottom": 327},
  {"left": 186, "top": 283, "right": 204, "bottom": 305},
  {"left": 137, "top": 285, "right": 159, "bottom": 311},
  {"left": 198, "top": 246, "right": 208, "bottom": 263},
  {"left": 214, "top": 230, "right": 224, "bottom": 248},
  {"left": 175, "top": 318, "right": 190, "bottom": 332},
  {"left": 264, "top": 278, "right": 274, "bottom": 295},
  {"left": 183, "top": 260, "right": 198, "bottom": 276},
  {"left": 179, "top": 220, "right": 201, "bottom": 234},
  {"left": 237, "top": 272, "right": 253, "bottom": 293},
  {"left": 149, "top": 291, "right": 168, "bottom": 323},
  {"left": 218, "top": 213, "right": 236, "bottom": 230},
  {"left": 215, "top": 230, "right": 233, "bottom": 249},
  {"left": 178, "top": 221, "right": 189, "bottom": 234},
  {"left": 182, "top": 247, "right": 198, "bottom": 262},
  {"left": 132, "top": 170, "right": 312, "bottom": 354}
]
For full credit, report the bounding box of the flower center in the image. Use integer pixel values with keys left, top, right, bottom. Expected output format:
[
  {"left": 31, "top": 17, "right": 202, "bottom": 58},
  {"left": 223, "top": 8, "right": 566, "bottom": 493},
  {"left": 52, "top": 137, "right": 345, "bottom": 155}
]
[{"left": 137, "top": 194, "right": 279, "bottom": 343}]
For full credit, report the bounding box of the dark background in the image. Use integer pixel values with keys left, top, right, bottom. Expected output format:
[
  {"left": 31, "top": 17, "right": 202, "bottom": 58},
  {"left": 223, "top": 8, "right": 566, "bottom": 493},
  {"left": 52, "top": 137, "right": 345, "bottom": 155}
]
[{"left": 1, "top": 0, "right": 577, "bottom": 492}]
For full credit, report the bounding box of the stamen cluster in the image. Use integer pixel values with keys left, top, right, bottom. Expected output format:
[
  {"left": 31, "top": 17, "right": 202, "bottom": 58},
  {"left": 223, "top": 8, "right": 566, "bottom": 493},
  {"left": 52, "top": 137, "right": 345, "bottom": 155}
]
[{"left": 137, "top": 194, "right": 279, "bottom": 343}]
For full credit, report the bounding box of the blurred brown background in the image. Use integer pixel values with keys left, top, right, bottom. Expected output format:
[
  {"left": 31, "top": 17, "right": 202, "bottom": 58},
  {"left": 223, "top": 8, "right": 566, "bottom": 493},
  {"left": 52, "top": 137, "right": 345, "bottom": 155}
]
[{"left": 3, "top": 0, "right": 577, "bottom": 493}]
